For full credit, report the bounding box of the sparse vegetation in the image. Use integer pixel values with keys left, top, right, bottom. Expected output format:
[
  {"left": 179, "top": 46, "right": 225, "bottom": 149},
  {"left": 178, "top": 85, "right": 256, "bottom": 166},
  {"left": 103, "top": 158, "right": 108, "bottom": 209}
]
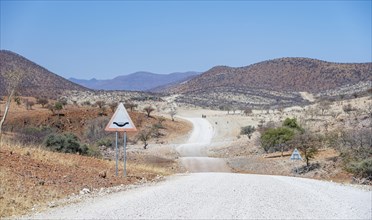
[
  {"left": 289, "top": 131, "right": 320, "bottom": 167},
  {"left": 109, "top": 102, "right": 118, "bottom": 112},
  {"left": 138, "top": 128, "right": 152, "bottom": 149},
  {"left": 124, "top": 102, "right": 138, "bottom": 112},
  {"left": 342, "top": 104, "right": 354, "bottom": 114},
  {"left": 328, "top": 128, "right": 372, "bottom": 179},
  {"left": 240, "top": 125, "right": 255, "bottom": 139},
  {"left": 14, "top": 96, "right": 21, "bottom": 105},
  {"left": 16, "top": 126, "right": 54, "bottom": 145},
  {"left": 144, "top": 106, "right": 155, "bottom": 117},
  {"left": 243, "top": 108, "right": 252, "bottom": 116},
  {"left": 36, "top": 97, "right": 49, "bottom": 107},
  {"left": 318, "top": 100, "right": 331, "bottom": 115},
  {"left": 96, "top": 100, "right": 106, "bottom": 109},
  {"left": 260, "top": 127, "right": 294, "bottom": 155},
  {"left": 25, "top": 100, "right": 35, "bottom": 110},
  {"left": 169, "top": 108, "right": 177, "bottom": 121},
  {"left": 282, "top": 118, "right": 303, "bottom": 131},
  {"left": 0, "top": 70, "right": 25, "bottom": 146},
  {"left": 0, "top": 141, "right": 174, "bottom": 218},
  {"left": 44, "top": 133, "right": 88, "bottom": 155}
]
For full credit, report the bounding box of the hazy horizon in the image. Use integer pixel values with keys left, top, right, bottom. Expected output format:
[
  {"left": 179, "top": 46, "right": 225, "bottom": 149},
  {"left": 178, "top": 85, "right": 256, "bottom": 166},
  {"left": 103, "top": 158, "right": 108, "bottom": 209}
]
[{"left": 1, "top": 1, "right": 371, "bottom": 79}]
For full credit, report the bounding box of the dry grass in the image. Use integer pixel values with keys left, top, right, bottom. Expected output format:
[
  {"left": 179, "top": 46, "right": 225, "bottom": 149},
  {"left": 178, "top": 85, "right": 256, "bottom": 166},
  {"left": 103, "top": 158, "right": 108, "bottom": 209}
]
[{"left": 0, "top": 139, "right": 176, "bottom": 218}]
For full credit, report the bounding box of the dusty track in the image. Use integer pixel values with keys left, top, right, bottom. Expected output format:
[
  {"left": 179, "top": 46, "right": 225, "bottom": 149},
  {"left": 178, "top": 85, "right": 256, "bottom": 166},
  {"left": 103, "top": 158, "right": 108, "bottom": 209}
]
[
  {"left": 26, "top": 109, "right": 371, "bottom": 219},
  {"left": 175, "top": 117, "right": 230, "bottom": 172},
  {"left": 29, "top": 173, "right": 371, "bottom": 219}
]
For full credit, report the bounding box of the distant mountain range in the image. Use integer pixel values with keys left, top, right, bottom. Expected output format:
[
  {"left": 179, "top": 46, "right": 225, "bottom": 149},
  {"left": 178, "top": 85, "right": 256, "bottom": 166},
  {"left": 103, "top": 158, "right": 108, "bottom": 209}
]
[
  {"left": 159, "top": 57, "right": 371, "bottom": 108},
  {"left": 0, "top": 50, "right": 88, "bottom": 98},
  {"left": 1, "top": 50, "right": 370, "bottom": 108},
  {"left": 163, "top": 57, "right": 372, "bottom": 94},
  {"left": 69, "top": 71, "right": 200, "bottom": 91}
]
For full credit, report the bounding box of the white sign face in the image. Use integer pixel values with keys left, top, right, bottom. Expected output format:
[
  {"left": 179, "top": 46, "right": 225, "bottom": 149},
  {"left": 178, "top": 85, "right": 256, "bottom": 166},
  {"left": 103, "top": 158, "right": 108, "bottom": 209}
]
[
  {"left": 290, "top": 148, "right": 302, "bottom": 160},
  {"left": 105, "top": 103, "right": 137, "bottom": 132}
]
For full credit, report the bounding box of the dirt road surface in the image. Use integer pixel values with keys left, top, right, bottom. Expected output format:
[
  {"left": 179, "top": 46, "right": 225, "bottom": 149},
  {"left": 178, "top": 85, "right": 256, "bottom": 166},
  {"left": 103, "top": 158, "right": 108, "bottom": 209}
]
[
  {"left": 175, "top": 117, "right": 231, "bottom": 172},
  {"left": 27, "top": 111, "right": 371, "bottom": 219},
  {"left": 29, "top": 173, "right": 370, "bottom": 219}
]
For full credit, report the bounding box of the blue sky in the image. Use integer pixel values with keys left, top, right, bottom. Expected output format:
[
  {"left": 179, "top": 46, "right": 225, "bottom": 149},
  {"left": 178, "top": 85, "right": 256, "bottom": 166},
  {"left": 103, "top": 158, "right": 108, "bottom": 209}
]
[{"left": 1, "top": 1, "right": 371, "bottom": 79}]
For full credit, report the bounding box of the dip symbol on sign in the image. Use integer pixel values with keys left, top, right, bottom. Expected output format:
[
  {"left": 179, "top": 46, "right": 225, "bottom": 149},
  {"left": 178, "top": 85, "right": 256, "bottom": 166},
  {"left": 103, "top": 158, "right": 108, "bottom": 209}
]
[{"left": 113, "top": 122, "right": 129, "bottom": 127}]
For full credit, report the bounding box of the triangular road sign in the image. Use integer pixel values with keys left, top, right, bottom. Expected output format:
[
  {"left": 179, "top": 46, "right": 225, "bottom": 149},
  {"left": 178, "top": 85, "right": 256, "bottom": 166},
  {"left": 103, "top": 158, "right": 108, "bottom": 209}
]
[
  {"left": 105, "top": 103, "right": 137, "bottom": 132},
  {"left": 290, "top": 148, "right": 302, "bottom": 160}
]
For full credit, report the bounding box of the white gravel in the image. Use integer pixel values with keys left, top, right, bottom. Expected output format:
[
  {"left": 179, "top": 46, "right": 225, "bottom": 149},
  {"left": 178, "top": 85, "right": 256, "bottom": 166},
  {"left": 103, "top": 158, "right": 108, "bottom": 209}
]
[
  {"left": 175, "top": 117, "right": 231, "bottom": 172},
  {"left": 29, "top": 173, "right": 371, "bottom": 219}
]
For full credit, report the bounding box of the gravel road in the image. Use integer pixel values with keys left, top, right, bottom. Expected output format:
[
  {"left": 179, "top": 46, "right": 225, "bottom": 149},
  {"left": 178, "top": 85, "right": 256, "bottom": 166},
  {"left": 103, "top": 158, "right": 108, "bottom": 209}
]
[
  {"left": 175, "top": 117, "right": 231, "bottom": 172},
  {"left": 27, "top": 116, "right": 371, "bottom": 219},
  {"left": 29, "top": 173, "right": 371, "bottom": 219}
]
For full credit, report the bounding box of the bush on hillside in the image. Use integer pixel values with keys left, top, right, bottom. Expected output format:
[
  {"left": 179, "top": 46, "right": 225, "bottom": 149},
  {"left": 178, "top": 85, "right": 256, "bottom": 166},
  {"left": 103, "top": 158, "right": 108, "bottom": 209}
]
[
  {"left": 346, "top": 158, "right": 372, "bottom": 180},
  {"left": 16, "top": 126, "right": 54, "bottom": 144},
  {"left": 44, "top": 133, "right": 88, "bottom": 155}
]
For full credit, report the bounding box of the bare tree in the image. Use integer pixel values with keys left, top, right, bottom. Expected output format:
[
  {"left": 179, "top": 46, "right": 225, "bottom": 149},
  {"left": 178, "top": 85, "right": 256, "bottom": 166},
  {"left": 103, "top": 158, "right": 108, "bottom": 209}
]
[
  {"left": 244, "top": 108, "right": 252, "bottom": 116},
  {"left": 96, "top": 100, "right": 106, "bottom": 109},
  {"left": 144, "top": 106, "right": 155, "bottom": 117},
  {"left": 318, "top": 100, "right": 331, "bottom": 115},
  {"left": 124, "top": 102, "right": 137, "bottom": 112},
  {"left": 37, "top": 97, "right": 49, "bottom": 108},
  {"left": 109, "top": 102, "right": 118, "bottom": 112},
  {"left": 26, "top": 101, "right": 35, "bottom": 110},
  {"left": 138, "top": 128, "right": 152, "bottom": 149},
  {"left": 343, "top": 104, "right": 354, "bottom": 115},
  {"left": 0, "top": 70, "right": 24, "bottom": 146},
  {"left": 289, "top": 131, "right": 320, "bottom": 167}
]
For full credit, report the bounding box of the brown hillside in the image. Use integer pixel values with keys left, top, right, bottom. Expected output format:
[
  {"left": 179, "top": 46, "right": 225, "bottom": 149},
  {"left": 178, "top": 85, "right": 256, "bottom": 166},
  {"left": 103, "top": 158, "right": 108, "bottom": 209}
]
[
  {"left": 0, "top": 50, "right": 88, "bottom": 98},
  {"left": 166, "top": 58, "right": 372, "bottom": 94}
]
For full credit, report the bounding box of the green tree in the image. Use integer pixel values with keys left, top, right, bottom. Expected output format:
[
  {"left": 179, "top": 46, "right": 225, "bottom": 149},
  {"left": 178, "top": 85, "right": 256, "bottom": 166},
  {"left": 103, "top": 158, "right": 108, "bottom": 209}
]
[
  {"left": 260, "top": 127, "right": 294, "bottom": 155},
  {"left": 54, "top": 102, "right": 63, "bottom": 111},
  {"left": 282, "top": 118, "right": 303, "bottom": 131},
  {"left": 54, "top": 102, "right": 63, "bottom": 116},
  {"left": 240, "top": 125, "right": 255, "bottom": 139}
]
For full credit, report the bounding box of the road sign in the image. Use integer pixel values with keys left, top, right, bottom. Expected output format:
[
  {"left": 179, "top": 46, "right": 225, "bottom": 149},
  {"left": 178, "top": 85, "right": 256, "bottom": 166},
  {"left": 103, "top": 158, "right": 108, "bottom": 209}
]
[
  {"left": 105, "top": 102, "right": 137, "bottom": 177},
  {"left": 290, "top": 148, "right": 302, "bottom": 160},
  {"left": 105, "top": 103, "right": 137, "bottom": 132}
]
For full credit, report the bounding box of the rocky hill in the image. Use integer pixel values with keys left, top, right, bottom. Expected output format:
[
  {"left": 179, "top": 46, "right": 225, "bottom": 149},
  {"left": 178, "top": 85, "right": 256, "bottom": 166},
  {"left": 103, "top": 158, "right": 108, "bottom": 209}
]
[
  {"left": 166, "top": 58, "right": 371, "bottom": 94},
  {"left": 0, "top": 50, "right": 88, "bottom": 98},
  {"left": 161, "top": 58, "right": 371, "bottom": 108},
  {"left": 70, "top": 71, "right": 200, "bottom": 91}
]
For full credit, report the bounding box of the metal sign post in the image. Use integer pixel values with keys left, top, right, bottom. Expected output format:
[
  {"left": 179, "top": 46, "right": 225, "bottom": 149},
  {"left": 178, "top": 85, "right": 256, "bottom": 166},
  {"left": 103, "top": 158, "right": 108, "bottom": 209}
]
[
  {"left": 105, "top": 103, "right": 137, "bottom": 177},
  {"left": 115, "top": 131, "right": 118, "bottom": 176},
  {"left": 123, "top": 131, "right": 127, "bottom": 177}
]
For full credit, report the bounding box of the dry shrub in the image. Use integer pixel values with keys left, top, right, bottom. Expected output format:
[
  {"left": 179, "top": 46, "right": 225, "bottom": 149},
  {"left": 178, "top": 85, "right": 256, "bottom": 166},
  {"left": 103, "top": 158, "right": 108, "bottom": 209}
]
[{"left": 0, "top": 139, "right": 175, "bottom": 218}]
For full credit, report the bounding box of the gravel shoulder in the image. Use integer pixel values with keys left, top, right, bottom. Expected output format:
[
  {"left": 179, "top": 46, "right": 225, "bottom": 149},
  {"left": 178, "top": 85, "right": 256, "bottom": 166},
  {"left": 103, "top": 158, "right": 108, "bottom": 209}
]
[{"left": 28, "top": 173, "right": 371, "bottom": 219}]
